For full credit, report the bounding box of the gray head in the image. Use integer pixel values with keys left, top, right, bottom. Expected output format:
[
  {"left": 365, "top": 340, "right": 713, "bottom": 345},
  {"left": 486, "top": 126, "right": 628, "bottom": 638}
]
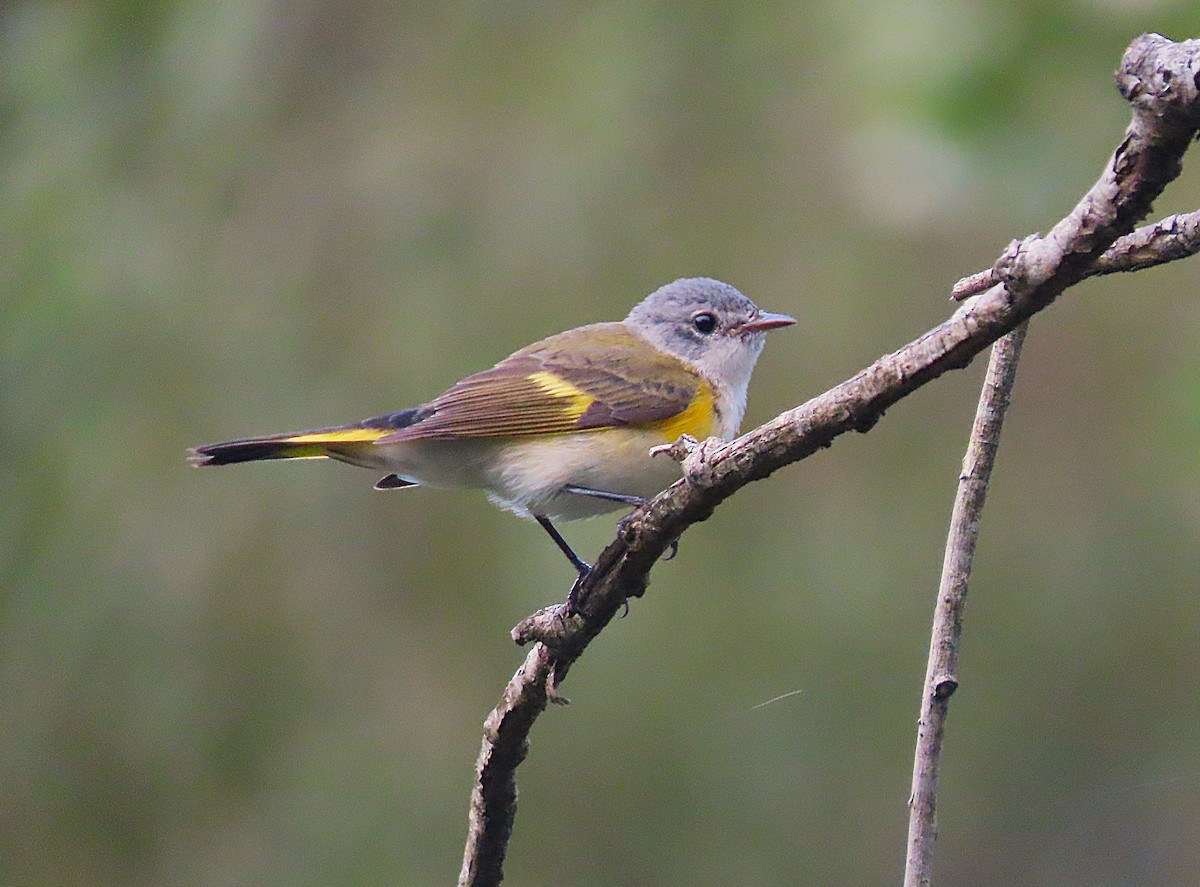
[{"left": 625, "top": 278, "right": 795, "bottom": 401}]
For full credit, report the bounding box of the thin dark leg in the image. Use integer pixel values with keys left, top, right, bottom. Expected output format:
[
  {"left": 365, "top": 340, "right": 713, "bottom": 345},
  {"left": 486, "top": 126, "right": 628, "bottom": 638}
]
[
  {"left": 562, "top": 485, "right": 647, "bottom": 507},
  {"left": 535, "top": 514, "right": 590, "bottom": 575},
  {"left": 535, "top": 514, "right": 594, "bottom": 613},
  {"left": 565, "top": 485, "right": 681, "bottom": 563}
]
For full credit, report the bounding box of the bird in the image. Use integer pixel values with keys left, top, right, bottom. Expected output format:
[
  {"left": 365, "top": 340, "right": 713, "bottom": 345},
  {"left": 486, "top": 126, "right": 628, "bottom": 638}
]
[{"left": 189, "top": 277, "right": 794, "bottom": 596}]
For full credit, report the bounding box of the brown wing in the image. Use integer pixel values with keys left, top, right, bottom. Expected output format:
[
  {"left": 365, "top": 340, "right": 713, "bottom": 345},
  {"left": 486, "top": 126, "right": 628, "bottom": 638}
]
[{"left": 375, "top": 323, "right": 703, "bottom": 442}]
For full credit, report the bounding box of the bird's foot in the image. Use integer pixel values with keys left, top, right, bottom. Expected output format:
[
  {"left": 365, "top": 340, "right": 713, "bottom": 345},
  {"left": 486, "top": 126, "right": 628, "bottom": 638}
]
[
  {"left": 565, "top": 562, "right": 592, "bottom": 615},
  {"left": 565, "top": 563, "right": 631, "bottom": 618}
]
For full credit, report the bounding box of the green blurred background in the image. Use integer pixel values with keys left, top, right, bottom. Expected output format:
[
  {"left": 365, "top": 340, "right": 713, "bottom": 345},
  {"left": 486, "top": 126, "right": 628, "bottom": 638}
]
[{"left": 3, "top": 3, "right": 1200, "bottom": 885}]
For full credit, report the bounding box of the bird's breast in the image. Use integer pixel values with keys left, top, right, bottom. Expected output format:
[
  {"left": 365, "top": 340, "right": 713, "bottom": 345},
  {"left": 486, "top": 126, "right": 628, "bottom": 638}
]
[{"left": 645, "top": 380, "right": 717, "bottom": 441}]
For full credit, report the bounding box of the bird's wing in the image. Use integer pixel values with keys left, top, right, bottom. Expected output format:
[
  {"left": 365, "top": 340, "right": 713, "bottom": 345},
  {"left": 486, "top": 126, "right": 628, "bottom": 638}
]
[{"left": 375, "top": 323, "right": 712, "bottom": 442}]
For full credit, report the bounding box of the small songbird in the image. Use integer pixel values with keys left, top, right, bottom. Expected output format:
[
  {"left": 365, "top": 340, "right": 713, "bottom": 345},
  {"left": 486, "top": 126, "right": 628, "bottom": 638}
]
[{"left": 190, "top": 278, "right": 794, "bottom": 591}]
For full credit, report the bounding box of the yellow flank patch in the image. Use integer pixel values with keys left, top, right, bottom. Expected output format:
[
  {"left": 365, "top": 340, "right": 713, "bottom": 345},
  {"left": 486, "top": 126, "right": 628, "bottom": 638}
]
[
  {"left": 284, "top": 428, "right": 391, "bottom": 444},
  {"left": 526, "top": 370, "right": 594, "bottom": 419},
  {"left": 651, "top": 380, "right": 715, "bottom": 441}
]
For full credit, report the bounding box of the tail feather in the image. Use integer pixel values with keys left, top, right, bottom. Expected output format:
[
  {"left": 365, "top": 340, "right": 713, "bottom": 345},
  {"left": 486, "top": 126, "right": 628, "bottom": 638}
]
[
  {"left": 189, "top": 407, "right": 424, "bottom": 468},
  {"left": 188, "top": 434, "right": 338, "bottom": 466}
]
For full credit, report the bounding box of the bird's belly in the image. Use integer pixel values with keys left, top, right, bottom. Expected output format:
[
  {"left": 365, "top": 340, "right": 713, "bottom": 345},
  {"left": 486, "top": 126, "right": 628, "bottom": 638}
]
[
  {"left": 487, "top": 429, "right": 684, "bottom": 521},
  {"left": 367, "top": 438, "right": 499, "bottom": 489},
  {"left": 369, "top": 429, "right": 687, "bottom": 522}
]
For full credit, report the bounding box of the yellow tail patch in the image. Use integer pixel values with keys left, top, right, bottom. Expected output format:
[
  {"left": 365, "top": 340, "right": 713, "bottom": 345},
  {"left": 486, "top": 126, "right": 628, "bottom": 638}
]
[{"left": 284, "top": 428, "right": 392, "bottom": 445}]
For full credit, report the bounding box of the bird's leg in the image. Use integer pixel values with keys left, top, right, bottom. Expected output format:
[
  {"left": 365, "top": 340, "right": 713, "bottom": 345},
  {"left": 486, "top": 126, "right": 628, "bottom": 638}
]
[
  {"left": 564, "top": 485, "right": 648, "bottom": 544},
  {"left": 535, "top": 514, "right": 590, "bottom": 574},
  {"left": 562, "top": 485, "right": 648, "bottom": 507},
  {"left": 564, "top": 484, "right": 681, "bottom": 562},
  {"left": 561, "top": 485, "right": 681, "bottom": 599},
  {"left": 562, "top": 487, "right": 641, "bottom": 615},
  {"left": 535, "top": 515, "right": 592, "bottom": 612}
]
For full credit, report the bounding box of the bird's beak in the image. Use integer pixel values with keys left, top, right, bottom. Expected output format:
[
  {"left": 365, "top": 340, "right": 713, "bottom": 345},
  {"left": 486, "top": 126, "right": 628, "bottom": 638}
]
[{"left": 741, "top": 311, "right": 797, "bottom": 333}]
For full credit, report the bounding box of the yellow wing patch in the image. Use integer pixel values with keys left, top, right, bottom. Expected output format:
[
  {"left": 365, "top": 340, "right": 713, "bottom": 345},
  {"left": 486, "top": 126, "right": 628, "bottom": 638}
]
[{"left": 526, "top": 370, "right": 595, "bottom": 420}]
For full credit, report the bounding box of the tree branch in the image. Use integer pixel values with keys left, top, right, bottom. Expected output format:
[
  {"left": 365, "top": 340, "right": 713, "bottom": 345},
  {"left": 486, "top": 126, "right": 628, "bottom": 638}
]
[
  {"left": 459, "top": 33, "right": 1200, "bottom": 887},
  {"left": 951, "top": 209, "right": 1200, "bottom": 300},
  {"left": 903, "top": 322, "right": 1028, "bottom": 887},
  {"left": 458, "top": 645, "right": 553, "bottom": 887}
]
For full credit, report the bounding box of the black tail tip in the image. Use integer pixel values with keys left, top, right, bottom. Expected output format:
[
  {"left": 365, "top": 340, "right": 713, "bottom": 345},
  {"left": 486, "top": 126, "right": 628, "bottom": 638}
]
[{"left": 187, "top": 441, "right": 281, "bottom": 466}]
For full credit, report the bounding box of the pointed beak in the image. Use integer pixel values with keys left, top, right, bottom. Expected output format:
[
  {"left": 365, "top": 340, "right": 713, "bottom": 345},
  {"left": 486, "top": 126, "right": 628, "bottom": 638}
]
[{"left": 741, "top": 311, "right": 796, "bottom": 333}]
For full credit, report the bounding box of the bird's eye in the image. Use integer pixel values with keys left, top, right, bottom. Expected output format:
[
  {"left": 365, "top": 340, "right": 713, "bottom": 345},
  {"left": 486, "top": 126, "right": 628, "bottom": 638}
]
[{"left": 691, "top": 311, "right": 717, "bottom": 334}]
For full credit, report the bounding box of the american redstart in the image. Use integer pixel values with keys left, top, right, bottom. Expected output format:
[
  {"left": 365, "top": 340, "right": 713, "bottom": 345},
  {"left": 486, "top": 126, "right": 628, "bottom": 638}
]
[{"left": 190, "top": 278, "right": 794, "bottom": 591}]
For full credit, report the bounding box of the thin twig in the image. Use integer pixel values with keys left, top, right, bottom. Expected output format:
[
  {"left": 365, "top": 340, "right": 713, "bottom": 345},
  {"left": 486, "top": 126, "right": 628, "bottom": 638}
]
[
  {"left": 903, "top": 322, "right": 1028, "bottom": 887},
  {"left": 459, "top": 34, "right": 1200, "bottom": 887},
  {"left": 951, "top": 209, "right": 1200, "bottom": 300}
]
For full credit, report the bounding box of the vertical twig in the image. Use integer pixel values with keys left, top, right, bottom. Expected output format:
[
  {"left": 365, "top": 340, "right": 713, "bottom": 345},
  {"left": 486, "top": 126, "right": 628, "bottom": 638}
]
[{"left": 903, "top": 320, "right": 1028, "bottom": 887}]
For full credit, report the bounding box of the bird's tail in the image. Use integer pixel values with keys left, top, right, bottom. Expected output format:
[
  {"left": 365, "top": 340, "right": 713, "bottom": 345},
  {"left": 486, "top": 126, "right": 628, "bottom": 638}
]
[{"left": 189, "top": 408, "right": 422, "bottom": 467}]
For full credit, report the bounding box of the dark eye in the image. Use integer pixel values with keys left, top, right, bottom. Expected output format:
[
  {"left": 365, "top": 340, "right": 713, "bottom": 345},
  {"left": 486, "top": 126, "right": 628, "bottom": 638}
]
[{"left": 691, "top": 311, "right": 717, "bottom": 334}]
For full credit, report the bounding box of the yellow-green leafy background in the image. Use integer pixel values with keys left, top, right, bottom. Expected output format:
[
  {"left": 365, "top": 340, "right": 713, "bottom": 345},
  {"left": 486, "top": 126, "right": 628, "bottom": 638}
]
[{"left": 3, "top": 3, "right": 1200, "bottom": 885}]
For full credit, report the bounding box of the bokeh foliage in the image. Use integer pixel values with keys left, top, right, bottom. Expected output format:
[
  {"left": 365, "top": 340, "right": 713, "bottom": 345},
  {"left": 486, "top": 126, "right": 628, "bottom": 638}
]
[{"left": 3, "top": 2, "right": 1199, "bottom": 885}]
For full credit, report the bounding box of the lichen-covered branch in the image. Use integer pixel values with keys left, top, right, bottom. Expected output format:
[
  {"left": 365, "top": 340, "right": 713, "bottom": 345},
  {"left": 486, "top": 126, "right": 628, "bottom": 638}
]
[{"left": 459, "top": 34, "right": 1200, "bottom": 887}]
